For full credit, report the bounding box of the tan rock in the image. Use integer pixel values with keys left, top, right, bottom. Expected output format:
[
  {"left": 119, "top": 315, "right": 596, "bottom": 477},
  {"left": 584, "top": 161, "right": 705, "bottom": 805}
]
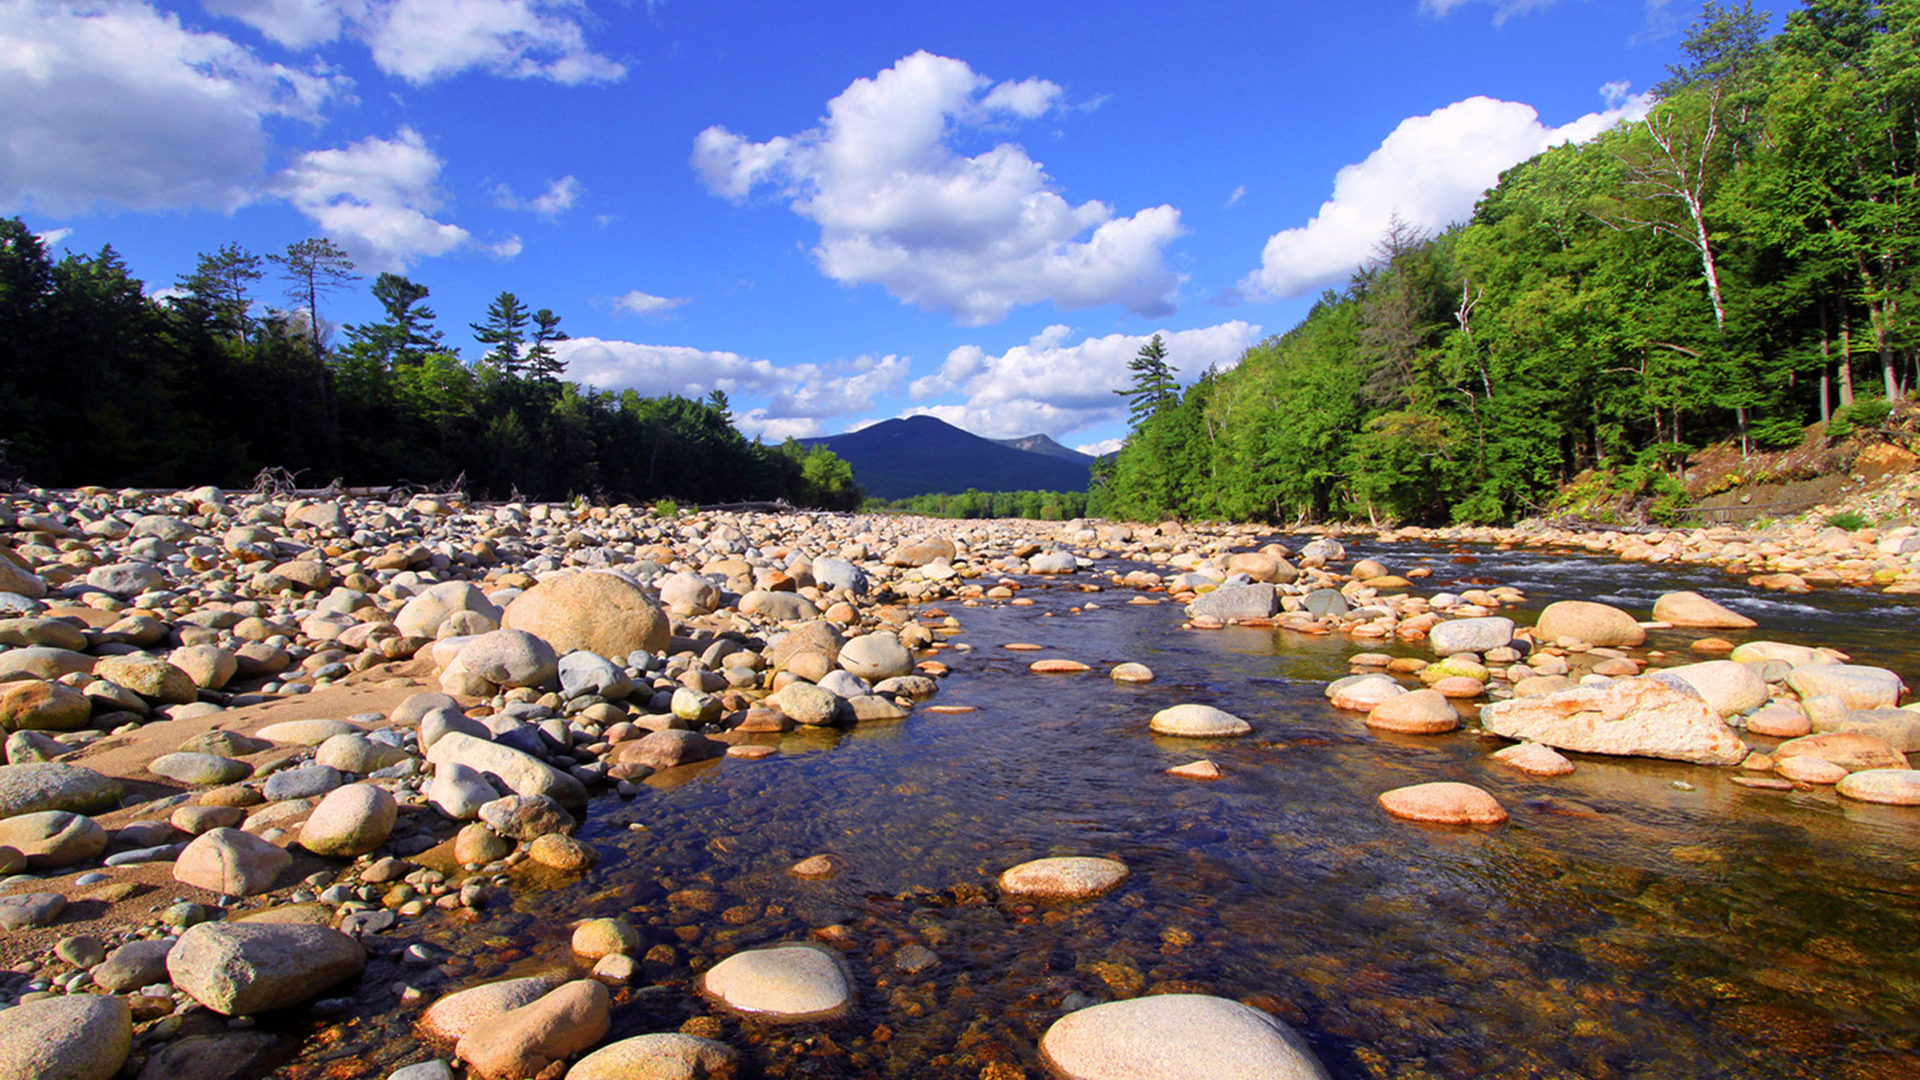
[
  {"left": 1378, "top": 781, "right": 1509, "bottom": 825},
  {"left": 1365, "top": 689, "right": 1458, "bottom": 734},
  {"left": 1491, "top": 742, "right": 1575, "bottom": 776},
  {"left": 503, "top": 572, "right": 670, "bottom": 658},
  {"left": 419, "top": 975, "right": 565, "bottom": 1043},
  {"left": 456, "top": 979, "right": 610, "bottom": 1080},
  {"left": 1651, "top": 591, "right": 1756, "bottom": 629},
  {"left": 1534, "top": 600, "right": 1645, "bottom": 647},
  {"left": 1479, "top": 677, "right": 1747, "bottom": 766}
]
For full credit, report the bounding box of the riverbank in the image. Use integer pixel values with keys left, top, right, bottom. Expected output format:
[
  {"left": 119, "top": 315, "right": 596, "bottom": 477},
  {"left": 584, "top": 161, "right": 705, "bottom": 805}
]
[{"left": 4, "top": 486, "right": 1920, "bottom": 1079}]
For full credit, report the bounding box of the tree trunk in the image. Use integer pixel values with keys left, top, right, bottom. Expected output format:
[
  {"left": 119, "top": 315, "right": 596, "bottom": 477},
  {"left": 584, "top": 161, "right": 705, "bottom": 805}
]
[
  {"left": 1818, "top": 302, "right": 1833, "bottom": 425},
  {"left": 1839, "top": 307, "right": 1856, "bottom": 407}
]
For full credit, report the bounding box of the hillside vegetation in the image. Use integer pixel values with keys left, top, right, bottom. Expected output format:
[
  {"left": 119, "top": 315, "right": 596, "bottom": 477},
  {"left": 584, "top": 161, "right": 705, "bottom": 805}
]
[{"left": 1098, "top": 0, "right": 1920, "bottom": 526}]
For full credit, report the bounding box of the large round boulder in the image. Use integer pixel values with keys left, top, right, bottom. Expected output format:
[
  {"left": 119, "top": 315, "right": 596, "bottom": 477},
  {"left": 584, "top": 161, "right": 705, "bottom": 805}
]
[
  {"left": 0, "top": 993, "right": 132, "bottom": 1080},
  {"left": 299, "top": 783, "right": 398, "bottom": 857},
  {"left": 1039, "top": 994, "right": 1330, "bottom": 1080},
  {"left": 167, "top": 921, "right": 366, "bottom": 1015},
  {"left": 1534, "top": 601, "right": 1645, "bottom": 647},
  {"left": 1651, "top": 591, "right": 1756, "bottom": 629},
  {"left": 0, "top": 680, "right": 92, "bottom": 732},
  {"left": 700, "top": 944, "right": 853, "bottom": 1022},
  {"left": 173, "top": 827, "right": 292, "bottom": 895},
  {"left": 502, "top": 572, "right": 669, "bottom": 658}
]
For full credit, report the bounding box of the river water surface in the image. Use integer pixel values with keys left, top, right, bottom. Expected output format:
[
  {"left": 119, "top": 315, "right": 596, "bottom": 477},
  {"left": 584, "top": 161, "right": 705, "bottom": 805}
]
[{"left": 290, "top": 539, "right": 1920, "bottom": 1080}]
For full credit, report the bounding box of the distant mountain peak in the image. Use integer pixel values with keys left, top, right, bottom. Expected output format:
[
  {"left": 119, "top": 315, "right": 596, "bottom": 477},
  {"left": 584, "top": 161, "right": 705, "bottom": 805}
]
[
  {"left": 802, "top": 416, "right": 1093, "bottom": 498},
  {"left": 990, "top": 432, "right": 1094, "bottom": 464}
]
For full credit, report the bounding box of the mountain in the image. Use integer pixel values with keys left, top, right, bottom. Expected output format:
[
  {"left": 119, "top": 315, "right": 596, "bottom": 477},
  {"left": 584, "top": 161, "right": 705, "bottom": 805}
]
[
  {"left": 804, "top": 416, "right": 1093, "bottom": 499},
  {"left": 990, "top": 433, "right": 1096, "bottom": 464}
]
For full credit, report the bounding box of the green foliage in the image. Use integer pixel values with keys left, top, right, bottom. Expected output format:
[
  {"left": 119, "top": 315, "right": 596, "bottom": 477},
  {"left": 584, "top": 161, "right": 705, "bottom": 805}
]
[
  {"left": 653, "top": 498, "right": 680, "bottom": 518},
  {"left": 1827, "top": 509, "right": 1870, "bottom": 530},
  {"left": 873, "top": 489, "right": 1090, "bottom": 520},
  {"left": 1828, "top": 397, "right": 1894, "bottom": 440}
]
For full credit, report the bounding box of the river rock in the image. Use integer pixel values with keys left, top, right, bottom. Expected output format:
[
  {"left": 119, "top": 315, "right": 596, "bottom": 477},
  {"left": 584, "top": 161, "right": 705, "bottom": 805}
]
[
  {"left": 0, "top": 891, "right": 65, "bottom": 929},
  {"left": 700, "top": 945, "right": 853, "bottom": 1022},
  {"left": 419, "top": 974, "right": 565, "bottom": 1042},
  {"left": 1774, "top": 732, "right": 1909, "bottom": 771},
  {"left": 0, "top": 993, "right": 131, "bottom": 1080},
  {"left": 1366, "top": 689, "right": 1459, "bottom": 734},
  {"left": 1777, "top": 755, "right": 1848, "bottom": 784},
  {"left": 397, "top": 582, "right": 502, "bottom": 639},
  {"left": 257, "top": 718, "right": 360, "bottom": 746},
  {"left": 1378, "top": 781, "right": 1509, "bottom": 824},
  {"left": 1429, "top": 616, "right": 1515, "bottom": 657},
  {"left": 1149, "top": 703, "right": 1252, "bottom": 737},
  {"left": 169, "top": 644, "right": 238, "bottom": 690},
  {"left": 0, "top": 762, "right": 122, "bottom": 818},
  {"left": 0, "top": 559, "right": 47, "bottom": 599},
  {"left": 1786, "top": 664, "right": 1904, "bottom": 710},
  {"left": 263, "top": 764, "right": 344, "bottom": 801},
  {"left": 1186, "top": 584, "right": 1277, "bottom": 621},
  {"left": 428, "top": 762, "right": 497, "bottom": 820},
  {"left": 300, "top": 783, "right": 397, "bottom": 856},
  {"left": 478, "top": 794, "right": 575, "bottom": 840},
  {"left": 1835, "top": 768, "right": 1920, "bottom": 805},
  {"left": 999, "top": 856, "right": 1129, "bottom": 899},
  {"left": 449, "top": 630, "right": 558, "bottom": 692},
  {"left": 168, "top": 921, "right": 365, "bottom": 1015},
  {"left": 0, "top": 809, "right": 108, "bottom": 866},
  {"left": 502, "top": 571, "right": 669, "bottom": 658},
  {"left": 1746, "top": 702, "right": 1812, "bottom": 738},
  {"left": 771, "top": 682, "right": 841, "bottom": 726},
  {"left": 608, "top": 729, "right": 723, "bottom": 771},
  {"left": 0, "top": 617, "right": 85, "bottom": 651},
  {"left": 1039, "top": 994, "right": 1330, "bottom": 1080},
  {"left": 838, "top": 632, "right": 913, "bottom": 681},
  {"left": 1325, "top": 673, "right": 1405, "bottom": 712},
  {"left": 91, "top": 938, "right": 175, "bottom": 992},
  {"left": 93, "top": 653, "right": 198, "bottom": 704},
  {"left": 1534, "top": 601, "right": 1645, "bottom": 647},
  {"left": 315, "top": 733, "right": 409, "bottom": 775},
  {"left": 0, "top": 679, "right": 91, "bottom": 732},
  {"left": 425, "top": 732, "right": 587, "bottom": 808},
  {"left": 886, "top": 537, "right": 955, "bottom": 567},
  {"left": 0, "top": 646, "right": 94, "bottom": 682},
  {"left": 1654, "top": 661, "right": 1769, "bottom": 718},
  {"left": 455, "top": 979, "right": 609, "bottom": 1080},
  {"left": 1652, "top": 591, "right": 1756, "bottom": 629},
  {"left": 1110, "top": 662, "right": 1154, "bottom": 683},
  {"left": 148, "top": 752, "right": 253, "bottom": 787},
  {"left": 86, "top": 561, "right": 164, "bottom": 596},
  {"left": 811, "top": 556, "right": 868, "bottom": 595},
  {"left": 173, "top": 827, "right": 291, "bottom": 895},
  {"left": 557, "top": 651, "right": 631, "bottom": 700},
  {"left": 740, "top": 590, "right": 819, "bottom": 621},
  {"left": 571, "top": 917, "right": 640, "bottom": 960},
  {"left": 1479, "top": 676, "right": 1747, "bottom": 765},
  {"left": 1491, "top": 742, "right": 1575, "bottom": 776},
  {"left": 565, "top": 1033, "right": 739, "bottom": 1080}
]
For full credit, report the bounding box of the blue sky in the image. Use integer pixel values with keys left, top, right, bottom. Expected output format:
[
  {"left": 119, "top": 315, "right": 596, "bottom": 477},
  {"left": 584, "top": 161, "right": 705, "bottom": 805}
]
[{"left": 5, "top": 0, "right": 1705, "bottom": 453}]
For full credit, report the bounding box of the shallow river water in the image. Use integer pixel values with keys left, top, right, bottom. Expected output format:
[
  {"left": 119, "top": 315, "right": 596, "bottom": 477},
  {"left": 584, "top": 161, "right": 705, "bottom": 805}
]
[{"left": 285, "top": 539, "right": 1920, "bottom": 1080}]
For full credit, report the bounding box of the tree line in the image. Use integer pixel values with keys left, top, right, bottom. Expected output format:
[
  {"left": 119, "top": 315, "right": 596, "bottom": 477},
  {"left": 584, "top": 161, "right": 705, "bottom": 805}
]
[
  {"left": 0, "top": 227, "right": 862, "bottom": 507},
  {"left": 867, "top": 489, "right": 1091, "bottom": 520},
  {"left": 1098, "top": 0, "right": 1919, "bottom": 525}
]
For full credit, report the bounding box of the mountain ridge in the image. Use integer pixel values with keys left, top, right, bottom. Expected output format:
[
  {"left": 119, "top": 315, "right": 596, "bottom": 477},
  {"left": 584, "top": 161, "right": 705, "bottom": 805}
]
[{"left": 802, "top": 416, "right": 1093, "bottom": 499}]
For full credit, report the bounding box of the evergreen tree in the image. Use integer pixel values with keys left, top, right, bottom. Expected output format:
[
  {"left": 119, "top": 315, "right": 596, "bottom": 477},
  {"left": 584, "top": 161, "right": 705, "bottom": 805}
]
[
  {"left": 269, "top": 238, "right": 357, "bottom": 360},
  {"left": 472, "top": 291, "right": 530, "bottom": 372},
  {"left": 1116, "top": 333, "right": 1178, "bottom": 428}
]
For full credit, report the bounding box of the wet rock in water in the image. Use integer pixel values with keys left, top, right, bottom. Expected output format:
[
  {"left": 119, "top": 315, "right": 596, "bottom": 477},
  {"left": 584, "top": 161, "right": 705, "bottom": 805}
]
[
  {"left": 837, "top": 631, "right": 913, "bottom": 681},
  {"left": 0, "top": 993, "right": 132, "bottom": 1080},
  {"left": 700, "top": 944, "right": 854, "bottom": 1022},
  {"left": 1746, "top": 702, "right": 1812, "bottom": 738},
  {"left": 388, "top": 1062, "right": 456, "bottom": 1080},
  {"left": 167, "top": 921, "right": 366, "bottom": 1015},
  {"left": 1149, "top": 704, "right": 1252, "bottom": 738},
  {"left": 571, "top": 917, "right": 641, "bottom": 960},
  {"left": 300, "top": 783, "right": 397, "bottom": 857},
  {"left": 608, "top": 729, "right": 723, "bottom": 771},
  {"left": 1378, "top": 782, "right": 1509, "bottom": 825},
  {"left": 0, "top": 891, "right": 66, "bottom": 929},
  {"left": 478, "top": 794, "right": 575, "bottom": 841},
  {"left": 455, "top": 822, "right": 513, "bottom": 865},
  {"left": 564, "top": 1032, "right": 739, "bottom": 1080},
  {"left": 1110, "top": 662, "right": 1155, "bottom": 683},
  {"left": 1652, "top": 591, "right": 1756, "bottom": 629},
  {"left": 455, "top": 978, "right": 610, "bottom": 1080},
  {"left": 133, "top": 1032, "right": 279, "bottom": 1080},
  {"left": 1491, "top": 742, "right": 1575, "bottom": 777},
  {"left": 0, "top": 679, "right": 92, "bottom": 732},
  {"left": 1652, "top": 661, "right": 1769, "bottom": 718},
  {"left": 1039, "top": 993, "right": 1331, "bottom": 1080},
  {"left": 91, "top": 938, "right": 175, "bottom": 992},
  {"left": 527, "top": 833, "right": 597, "bottom": 871},
  {"left": 791, "top": 853, "right": 845, "bottom": 878},
  {"left": 148, "top": 751, "right": 253, "bottom": 787},
  {"left": 1534, "top": 600, "right": 1645, "bottom": 647},
  {"left": 1835, "top": 768, "right": 1920, "bottom": 805},
  {"left": 0, "top": 761, "right": 123, "bottom": 818},
  {"left": 1185, "top": 584, "right": 1277, "bottom": 621},
  {"left": 173, "top": 827, "right": 292, "bottom": 896},
  {"left": 1365, "top": 689, "right": 1459, "bottom": 734},
  {"left": 1776, "top": 756, "right": 1848, "bottom": 784},
  {"left": 426, "top": 732, "right": 587, "bottom": 808},
  {"left": 1774, "top": 732, "right": 1909, "bottom": 772},
  {"left": 1166, "top": 759, "right": 1222, "bottom": 780},
  {"left": 1786, "top": 664, "right": 1905, "bottom": 711},
  {"left": 999, "top": 856, "right": 1130, "bottom": 899},
  {"left": 1324, "top": 674, "right": 1405, "bottom": 712},
  {"left": 502, "top": 571, "right": 670, "bottom": 658},
  {"left": 419, "top": 975, "right": 566, "bottom": 1042},
  {"left": 0, "top": 809, "right": 107, "bottom": 867},
  {"left": 1428, "top": 616, "right": 1515, "bottom": 657},
  {"left": 1479, "top": 677, "right": 1747, "bottom": 766},
  {"left": 769, "top": 682, "right": 840, "bottom": 726}
]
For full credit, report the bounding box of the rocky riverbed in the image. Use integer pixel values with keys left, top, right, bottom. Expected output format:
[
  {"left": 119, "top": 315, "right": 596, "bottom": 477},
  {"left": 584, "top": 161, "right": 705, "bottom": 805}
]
[{"left": 2, "top": 487, "right": 1918, "bottom": 1079}]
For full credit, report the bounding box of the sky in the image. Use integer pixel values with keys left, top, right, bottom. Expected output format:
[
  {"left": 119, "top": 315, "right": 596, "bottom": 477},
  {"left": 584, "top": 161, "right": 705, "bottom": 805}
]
[{"left": 3, "top": 0, "right": 1713, "bottom": 454}]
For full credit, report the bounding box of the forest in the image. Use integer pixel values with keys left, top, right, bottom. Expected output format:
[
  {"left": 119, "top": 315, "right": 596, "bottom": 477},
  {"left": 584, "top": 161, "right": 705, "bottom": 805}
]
[
  {"left": 867, "top": 489, "right": 1092, "bottom": 520},
  {"left": 1097, "top": 0, "right": 1919, "bottom": 525},
  {"left": 0, "top": 226, "right": 862, "bottom": 508}
]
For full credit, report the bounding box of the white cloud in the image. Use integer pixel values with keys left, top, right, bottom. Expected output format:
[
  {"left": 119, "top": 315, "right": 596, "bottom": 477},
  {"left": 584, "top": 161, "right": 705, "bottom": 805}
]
[
  {"left": 692, "top": 50, "right": 1183, "bottom": 326},
  {"left": 491, "top": 174, "right": 581, "bottom": 219},
  {"left": 905, "top": 320, "right": 1262, "bottom": 439},
  {"left": 1241, "top": 91, "right": 1651, "bottom": 300},
  {"left": 552, "top": 339, "right": 908, "bottom": 439},
  {"left": 1225, "top": 185, "right": 1246, "bottom": 208},
  {"left": 34, "top": 227, "right": 72, "bottom": 248},
  {"left": 0, "top": 0, "right": 344, "bottom": 216},
  {"left": 275, "top": 127, "right": 476, "bottom": 271},
  {"left": 1419, "top": 0, "right": 1558, "bottom": 24},
  {"left": 611, "top": 290, "right": 689, "bottom": 317},
  {"left": 203, "top": 0, "right": 624, "bottom": 84}
]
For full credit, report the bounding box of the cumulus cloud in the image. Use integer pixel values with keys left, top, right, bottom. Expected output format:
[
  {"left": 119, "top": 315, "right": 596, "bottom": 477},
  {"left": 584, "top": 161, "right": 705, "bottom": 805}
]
[
  {"left": 1241, "top": 90, "right": 1651, "bottom": 300},
  {"left": 1423, "top": 0, "right": 1681, "bottom": 39},
  {"left": 492, "top": 174, "right": 581, "bottom": 219},
  {"left": 610, "top": 290, "right": 689, "bottom": 317},
  {"left": 203, "top": 0, "right": 624, "bottom": 84},
  {"left": 905, "top": 320, "right": 1262, "bottom": 439},
  {"left": 552, "top": 339, "right": 908, "bottom": 440},
  {"left": 0, "top": 0, "right": 344, "bottom": 216},
  {"left": 692, "top": 50, "right": 1183, "bottom": 326},
  {"left": 34, "top": 227, "right": 72, "bottom": 248},
  {"left": 276, "top": 127, "right": 478, "bottom": 271}
]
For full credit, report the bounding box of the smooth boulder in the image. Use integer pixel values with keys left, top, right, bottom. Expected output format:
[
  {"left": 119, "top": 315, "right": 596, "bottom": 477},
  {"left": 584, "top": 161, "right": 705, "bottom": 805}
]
[
  {"left": 1379, "top": 781, "right": 1509, "bottom": 824},
  {"left": 1652, "top": 591, "right": 1756, "bottom": 629},
  {"left": 299, "top": 783, "right": 397, "bottom": 857},
  {"left": 0, "top": 993, "right": 132, "bottom": 1080},
  {"left": 999, "top": 856, "right": 1129, "bottom": 899},
  {"left": 1039, "top": 994, "right": 1331, "bottom": 1080},
  {"left": 502, "top": 572, "right": 670, "bottom": 658},
  {"left": 1534, "top": 601, "right": 1645, "bottom": 647},
  {"left": 167, "top": 921, "right": 366, "bottom": 1015},
  {"left": 1479, "top": 677, "right": 1747, "bottom": 766},
  {"left": 173, "top": 827, "right": 292, "bottom": 896},
  {"left": 456, "top": 979, "right": 610, "bottom": 1080},
  {"left": 1149, "top": 704, "right": 1252, "bottom": 738},
  {"left": 700, "top": 945, "right": 853, "bottom": 1022}
]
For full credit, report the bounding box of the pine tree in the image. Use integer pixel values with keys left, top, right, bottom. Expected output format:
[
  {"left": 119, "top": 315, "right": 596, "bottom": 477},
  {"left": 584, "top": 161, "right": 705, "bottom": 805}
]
[
  {"left": 472, "top": 291, "right": 530, "bottom": 372},
  {"left": 1117, "top": 333, "right": 1178, "bottom": 428},
  {"left": 525, "top": 307, "right": 568, "bottom": 384},
  {"left": 268, "top": 238, "right": 356, "bottom": 360}
]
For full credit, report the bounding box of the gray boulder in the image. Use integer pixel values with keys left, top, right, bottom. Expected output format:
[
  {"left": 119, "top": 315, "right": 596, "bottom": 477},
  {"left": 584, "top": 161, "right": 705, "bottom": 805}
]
[
  {"left": 167, "top": 921, "right": 365, "bottom": 1015},
  {"left": 1185, "top": 584, "right": 1277, "bottom": 621},
  {"left": 0, "top": 762, "right": 122, "bottom": 819}
]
